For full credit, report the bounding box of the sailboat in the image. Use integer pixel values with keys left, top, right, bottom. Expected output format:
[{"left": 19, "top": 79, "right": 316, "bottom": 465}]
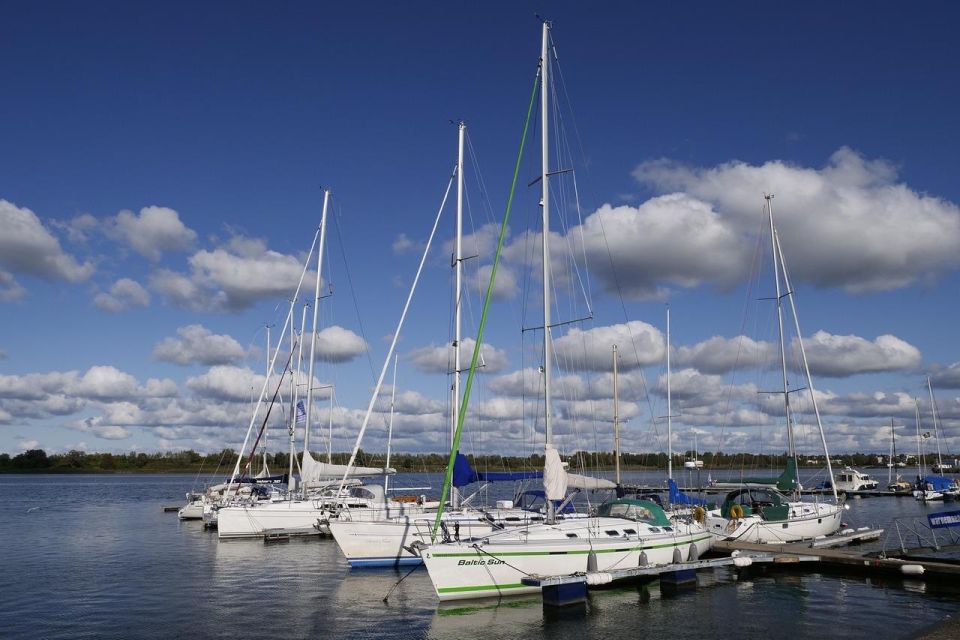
[
  {"left": 887, "top": 419, "right": 912, "bottom": 493},
  {"left": 416, "top": 22, "right": 711, "bottom": 601},
  {"left": 703, "top": 195, "right": 844, "bottom": 543},
  {"left": 329, "top": 121, "right": 593, "bottom": 567},
  {"left": 912, "top": 386, "right": 958, "bottom": 502},
  {"left": 215, "top": 190, "right": 398, "bottom": 539}
]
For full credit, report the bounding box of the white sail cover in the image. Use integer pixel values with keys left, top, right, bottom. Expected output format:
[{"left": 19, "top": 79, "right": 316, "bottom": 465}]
[
  {"left": 543, "top": 444, "right": 568, "bottom": 501},
  {"left": 566, "top": 473, "right": 617, "bottom": 490},
  {"left": 300, "top": 450, "right": 395, "bottom": 486}
]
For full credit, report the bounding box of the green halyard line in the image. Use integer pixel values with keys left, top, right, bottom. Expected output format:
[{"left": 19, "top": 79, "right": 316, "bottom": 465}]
[
  {"left": 430, "top": 535, "right": 713, "bottom": 558},
  {"left": 431, "top": 65, "right": 542, "bottom": 540}
]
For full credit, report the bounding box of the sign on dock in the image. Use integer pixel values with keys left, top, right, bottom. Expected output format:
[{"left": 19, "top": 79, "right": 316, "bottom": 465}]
[{"left": 928, "top": 510, "right": 960, "bottom": 529}]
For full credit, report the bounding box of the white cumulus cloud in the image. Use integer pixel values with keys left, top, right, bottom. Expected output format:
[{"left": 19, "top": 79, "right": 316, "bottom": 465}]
[
  {"left": 108, "top": 206, "right": 197, "bottom": 261},
  {"left": 553, "top": 321, "right": 665, "bottom": 371},
  {"left": 94, "top": 278, "right": 151, "bottom": 312},
  {"left": 0, "top": 199, "right": 95, "bottom": 283},
  {"left": 794, "top": 331, "right": 921, "bottom": 377},
  {"left": 153, "top": 324, "right": 246, "bottom": 366}
]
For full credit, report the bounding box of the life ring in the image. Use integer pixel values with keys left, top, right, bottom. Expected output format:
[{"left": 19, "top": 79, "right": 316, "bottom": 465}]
[
  {"left": 693, "top": 506, "right": 706, "bottom": 524},
  {"left": 729, "top": 504, "right": 745, "bottom": 520}
]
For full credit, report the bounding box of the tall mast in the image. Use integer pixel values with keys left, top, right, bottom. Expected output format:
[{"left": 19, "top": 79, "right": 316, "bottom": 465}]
[
  {"left": 263, "top": 325, "right": 271, "bottom": 475},
  {"left": 540, "top": 21, "right": 553, "bottom": 447},
  {"left": 766, "top": 195, "right": 795, "bottom": 459},
  {"left": 613, "top": 344, "right": 620, "bottom": 486},
  {"left": 773, "top": 221, "right": 837, "bottom": 501},
  {"left": 290, "top": 304, "right": 307, "bottom": 489},
  {"left": 667, "top": 306, "right": 673, "bottom": 480},
  {"left": 916, "top": 398, "right": 924, "bottom": 477},
  {"left": 384, "top": 355, "right": 398, "bottom": 495},
  {"left": 927, "top": 377, "right": 944, "bottom": 475},
  {"left": 304, "top": 189, "right": 330, "bottom": 454},
  {"left": 540, "top": 20, "right": 555, "bottom": 522},
  {"left": 888, "top": 419, "right": 894, "bottom": 485},
  {"left": 451, "top": 121, "right": 465, "bottom": 509}
]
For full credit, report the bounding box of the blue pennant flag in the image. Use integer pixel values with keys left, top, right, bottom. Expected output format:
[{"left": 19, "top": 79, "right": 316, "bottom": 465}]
[{"left": 295, "top": 400, "right": 307, "bottom": 426}]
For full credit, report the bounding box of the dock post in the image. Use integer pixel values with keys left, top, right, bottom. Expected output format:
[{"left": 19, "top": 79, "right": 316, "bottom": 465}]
[{"left": 542, "top": 582, "right": 588, "bottom": 607}]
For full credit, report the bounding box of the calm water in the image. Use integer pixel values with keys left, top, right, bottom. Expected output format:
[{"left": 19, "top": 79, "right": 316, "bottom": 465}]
[{"left": 1, "top": 472, "right": 958, "bottom": 639}]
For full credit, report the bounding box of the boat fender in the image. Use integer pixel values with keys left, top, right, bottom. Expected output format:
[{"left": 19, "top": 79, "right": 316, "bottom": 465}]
[
  {"left": 733, "top": 557, "right": 754, "bottom": 568},
  {"left": 693, "top": 506, "right": 706, "bottom": 524},
  {"left": 687, "top": 544, "right": 699, "bottom": 562},
  {"left": 672, "top": 548, "right": 683, "bottom": 564},
  {"left": 586, "top": 572, "right": 613, "bottom": 586},
  {"left": 586, "top": 550, "right": 599, "bottom": 573},
  {"left": 729, "top": 504, "right": 745, "bottom": 520},
  {"left": 638, "top": 551, "right": 649, "bottom": 566},
  {"left": 901, "top": 564, "right": 925, "bottom": 576}
]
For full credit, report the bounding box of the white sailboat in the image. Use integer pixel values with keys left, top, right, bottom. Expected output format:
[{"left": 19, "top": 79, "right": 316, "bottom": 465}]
[
  {"left": 417, "top": 22, "right": 710, "bottom": 601},
  {"left": 216, "top": 190, "right": 396, "bottom": 539},
  {"left": 329, "top": 121, "right": 590, "bottom": 567},
  {"left": 703, "top": 195, "right": 844, "bottom": 543}
]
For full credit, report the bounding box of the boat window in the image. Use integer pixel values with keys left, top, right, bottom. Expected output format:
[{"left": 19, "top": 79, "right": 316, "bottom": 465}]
[
  {"left": 623, "top": 528, "right": 637, "bottom": 535},
  {"left": 603, "top": 503, "right": 659, "bottom": 523},
  {"left": 648, "top": 527, "right": 660, "bottom": 533},
  {"left": 605, "top": 530, "right": 619, "bottom": 537},
  {"left": 566, "top": 533, "right": 578, "bottom": 538},
  {"left": 663, "top": 526, "right": 673, "bottom": 532}
]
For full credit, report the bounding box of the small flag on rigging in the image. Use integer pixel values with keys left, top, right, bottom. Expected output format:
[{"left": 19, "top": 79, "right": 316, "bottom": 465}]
[{"left": 295, "top": 400, "right": 306, "bottom": 426}]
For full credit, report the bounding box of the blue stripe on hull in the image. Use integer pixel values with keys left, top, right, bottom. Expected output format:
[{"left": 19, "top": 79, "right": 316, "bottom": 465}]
[{"left": 348, "top": 557, "right": 423, "bottom": 568}]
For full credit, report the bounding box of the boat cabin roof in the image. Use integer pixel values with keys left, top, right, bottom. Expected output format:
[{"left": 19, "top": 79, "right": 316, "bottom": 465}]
[{"left": 596, "top": 499, "right": 671, "bottom": 526}]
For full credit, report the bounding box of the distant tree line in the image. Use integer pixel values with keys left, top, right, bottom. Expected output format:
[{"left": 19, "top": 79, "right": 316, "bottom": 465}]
[{"left": 0, "top": 448, "right": 936, "bottom": 474}]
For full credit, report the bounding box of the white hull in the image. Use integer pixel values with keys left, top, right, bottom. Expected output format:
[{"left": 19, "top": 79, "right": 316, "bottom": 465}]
[
  {"left": 330, "top": 509, "right": 582, "bottom": 567},
  {"left": 705, "top": 502, "right": 842, "bottom": 543},
  {"left": 419, "top": 516, "right": 712, "bottom": 601},
  {"left": 217, "top": 500, "right": 330, "bottom": 538},
  {"left": 178, "top": 501, "right": 205, "bottom": 520}
]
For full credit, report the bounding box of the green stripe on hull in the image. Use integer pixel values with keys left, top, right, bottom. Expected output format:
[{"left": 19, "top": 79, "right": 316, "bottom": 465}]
[
  {"left": 437, "top": 583, "right": 528, "bottom": 594},
  {"left": 431, "top": 535, "right": 712, "bottom": 558}
]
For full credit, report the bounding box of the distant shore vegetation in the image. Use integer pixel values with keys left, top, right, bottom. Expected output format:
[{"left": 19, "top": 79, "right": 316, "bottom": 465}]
[{"left": 0, "top": 448, "right": 920, "bottom": 474}]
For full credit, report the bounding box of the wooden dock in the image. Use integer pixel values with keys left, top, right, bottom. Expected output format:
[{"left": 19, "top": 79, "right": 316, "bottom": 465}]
[{"left": 713, "top": 539, "right": 960, "bottom": 579}]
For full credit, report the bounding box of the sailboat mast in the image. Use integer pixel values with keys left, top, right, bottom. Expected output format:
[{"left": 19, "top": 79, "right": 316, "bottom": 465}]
[
  {"left": 888, "top": 419, "right": 894, "bottom": 485},
  {"left": 451, "top": 121, "right": 465, "bottom": 510},
  {"left": 667, "top": 306, "right": 673, "bottom": 480},
  {"left": 927, "top": 377, "right": 944, "bottom": 475},
  {"left": 540, "top": 22, "right": 553, "bottom": 449},
  {"left": 613, "top": 344, "right": 620, "bottom": 486},
  {"left": 263, "top": 325, "right": 270, "bottom": 474},
  {"left": 539, "top": 21, "right": 557, "bottom": 523},
  {"left": 384, "top": 355, "right": 398, "bottom": 495},
  {"left": 766, "top": 195, "right": 796, "bottom": 458},
  {"left": 772, "top": 222, "right": 837, "bottom": 501},
  {"left": 915, "top": 398, "right": 924, "bottom": 477},
  {"left": 304, "top": 190, "right": 330, "bottom": 454},
  {"left": 290, "top": 304, "right": 307, "bottom": 489}
]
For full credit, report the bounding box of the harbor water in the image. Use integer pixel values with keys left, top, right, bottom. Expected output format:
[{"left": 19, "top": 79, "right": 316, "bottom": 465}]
[{"left": 2, "top": 472, "right": 958, "bottom": 639}]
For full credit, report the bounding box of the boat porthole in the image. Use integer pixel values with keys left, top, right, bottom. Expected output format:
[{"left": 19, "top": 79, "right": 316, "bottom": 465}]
[
  {"left": 818, "top": 518, "right": 822, "bottom": 523},
  {"left": 782, "top": 524, "right": 788, "bottom": 529}
]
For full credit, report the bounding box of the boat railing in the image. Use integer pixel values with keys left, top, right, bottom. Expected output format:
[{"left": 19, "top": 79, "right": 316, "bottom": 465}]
[{"left": 879, "top": 515, "right": 960, "bottom": 557}]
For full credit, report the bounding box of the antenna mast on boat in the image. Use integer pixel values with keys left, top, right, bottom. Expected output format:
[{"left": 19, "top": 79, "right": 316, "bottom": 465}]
[
  {"left": 888, "top": 418, "right": 895, "bottom": 485},
  {"left": 384, "top": 354, "right": 398, "bottom": 495},
  {"left": 540, "top": 20, "right": 556, "bottom": 523}
]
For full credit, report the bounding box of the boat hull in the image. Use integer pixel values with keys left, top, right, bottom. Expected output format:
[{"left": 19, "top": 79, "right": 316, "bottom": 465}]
[
  {"left": 420, "top": 526, "right": 712, "bottom": 601},
  {"left": 217, "top": 501, "right": 327, "bottom": 538},
  {"left": 705, "top": 502, "right": 842, "bottom": 543}
]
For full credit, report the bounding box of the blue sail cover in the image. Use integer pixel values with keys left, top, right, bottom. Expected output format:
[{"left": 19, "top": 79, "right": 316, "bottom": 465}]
[
  {"left": 668, "top": 478, "right": 708, "bottom": 505},
  {"left": 923, "top": 475, "right": 955, "bottom": 492},
  {"left": 452, "top": 452, "right": 543, "bottom": 488}
]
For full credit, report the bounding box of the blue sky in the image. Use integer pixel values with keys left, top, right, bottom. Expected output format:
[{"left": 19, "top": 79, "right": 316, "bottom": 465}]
[{"left": 2, "top": 2, "right": 960, "bottom": 460}]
